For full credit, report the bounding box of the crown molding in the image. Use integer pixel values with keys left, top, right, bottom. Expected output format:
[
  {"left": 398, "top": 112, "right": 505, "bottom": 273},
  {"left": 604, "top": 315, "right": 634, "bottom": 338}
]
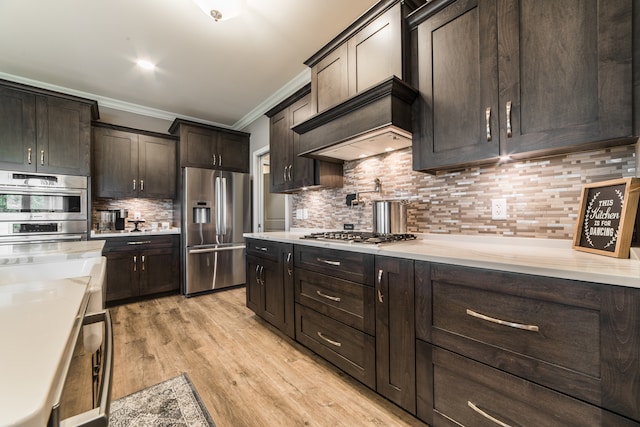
[
  {"left": 233, "top": 68, "right": 311, "bottom": 131},
  {"left": 0, "top": 70, "right": 310, "bottom": 131}
]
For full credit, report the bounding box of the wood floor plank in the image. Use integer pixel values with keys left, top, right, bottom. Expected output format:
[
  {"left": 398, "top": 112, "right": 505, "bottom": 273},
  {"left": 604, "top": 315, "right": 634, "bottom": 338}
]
[{"left": 109, "top": 288, "right": 426, "bottom": 426}]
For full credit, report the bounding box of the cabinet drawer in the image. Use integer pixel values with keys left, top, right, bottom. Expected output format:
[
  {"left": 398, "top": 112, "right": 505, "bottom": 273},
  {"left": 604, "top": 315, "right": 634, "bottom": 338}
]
[
  {"left": 101, "top": 235, "right": 177, "bottom": 253},
  {"left": 294, "top": 245, "right": 374, "bottom": 285},
  {"left": 295, "top": 268, "right": 375, "bottom": 335},
  {"left": 245, "top": 238, "right": 288, "bottom": 262},
  {"left": 295, "top": 304, "right": 375, "bottom": 389},
  {"left": 432, "top": 347, "right": 637, "bottom": 427}
]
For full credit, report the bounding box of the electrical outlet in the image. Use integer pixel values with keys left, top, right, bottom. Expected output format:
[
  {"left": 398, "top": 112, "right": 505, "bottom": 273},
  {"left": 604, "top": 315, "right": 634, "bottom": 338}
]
[
  {"left": 491, "top": 198, "right": 507, "bottom": 220},
  {"left": 302, "top": 208, "right": 308, "bottom": 219},
  {"left": 296, "top": 209, "right": 303, "bottom": 219}
]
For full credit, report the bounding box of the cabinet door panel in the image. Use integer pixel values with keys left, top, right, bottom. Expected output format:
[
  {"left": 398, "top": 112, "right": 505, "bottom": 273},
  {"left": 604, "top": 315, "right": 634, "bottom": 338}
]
[
  {"left": 138, "top": 134, "right": 176, "bottom": 198},
  {"left": 348, "top": 3, "right": 402, "bottom": 95},
  {"left": 36, "top": 96, "right": 91, "bottom": 175},
  {"left": 245, "top": 255, "right": 263, "bottom": 315},
  {"left": 262, "top": 257, "right": 285, "bottom": 330},
  {"left": 216, "top": 132, "right": 249, "bottom": 173},
  {"left": 312, "top": 44, "right": 349, "bottom": 113},
  {"left": 269, "top": 109, "right": 290, "bottom": 193},
  {"left": 182, "top": 127, "right": 214, "bottom": 168},
  {"left": 375, "top": 256, "right": 416, "bottom": 414},
  {"left": 499, "top": 0, "right": 632, "bottom": 155},
  {"left": 414, "top": 0, "right": 499, "bottom": 171},
  {"left": 93, "top": 128, "right": 138, "bottom": 198},
  {"left": 0, "top": 87, "right": 35, "bottom": 172},
  {"left": 289, "top": 94, "right": 315, "bottom": 189},
  {"left": 105, "top": 251, "right": 137, "bottom": 302},
  {"left": 139, "top": 247, "right": 179, "bottom": 296}
]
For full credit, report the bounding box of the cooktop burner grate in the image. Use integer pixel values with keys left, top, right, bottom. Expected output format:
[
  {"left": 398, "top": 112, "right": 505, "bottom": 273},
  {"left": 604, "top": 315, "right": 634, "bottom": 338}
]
[{"left": 301, "top": 231, "right": 416, "bottom": 244}]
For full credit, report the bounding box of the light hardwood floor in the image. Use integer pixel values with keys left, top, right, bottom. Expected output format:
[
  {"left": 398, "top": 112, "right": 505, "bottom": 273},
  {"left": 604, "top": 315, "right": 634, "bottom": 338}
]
[{"left": 109, "top": 288, "right": 426, "bottom": 426}]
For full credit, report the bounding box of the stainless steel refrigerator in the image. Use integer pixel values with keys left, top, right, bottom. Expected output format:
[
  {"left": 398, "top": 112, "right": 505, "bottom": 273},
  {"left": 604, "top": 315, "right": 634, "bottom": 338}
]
[{"left": 182, "top": 167, "right": 250, "bottom": 296}]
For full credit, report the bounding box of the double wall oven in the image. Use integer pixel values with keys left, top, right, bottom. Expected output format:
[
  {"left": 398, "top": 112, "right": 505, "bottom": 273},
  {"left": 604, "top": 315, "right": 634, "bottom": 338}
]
[{"left": 0, "top": 171, "right": 88, "bottom": 244}]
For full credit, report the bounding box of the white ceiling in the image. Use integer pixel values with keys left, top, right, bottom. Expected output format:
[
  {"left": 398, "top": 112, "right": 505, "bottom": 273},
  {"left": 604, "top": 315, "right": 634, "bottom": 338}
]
[{"left": 0, "top": 0, "right": 378, "bottom": 130}]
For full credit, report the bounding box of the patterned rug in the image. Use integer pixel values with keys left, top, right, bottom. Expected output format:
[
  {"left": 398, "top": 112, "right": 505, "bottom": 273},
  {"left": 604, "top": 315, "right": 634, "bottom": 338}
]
[{"left": 109, "top": 373, "right": 216, "bottom": 426}]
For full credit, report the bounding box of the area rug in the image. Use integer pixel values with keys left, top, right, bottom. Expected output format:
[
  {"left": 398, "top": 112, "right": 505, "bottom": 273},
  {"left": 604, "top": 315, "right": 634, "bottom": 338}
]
[{"left": 109, "top": 373, "right": 216, "bottom": 426}]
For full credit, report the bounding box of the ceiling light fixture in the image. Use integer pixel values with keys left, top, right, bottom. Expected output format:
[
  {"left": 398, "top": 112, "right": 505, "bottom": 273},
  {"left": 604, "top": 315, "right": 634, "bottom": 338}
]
[
  {"left": 136, "top": 59, "right": 156, "bottom": 71},
  {"left": 191, "top": 0, "right": 240, "bottom": 22}
]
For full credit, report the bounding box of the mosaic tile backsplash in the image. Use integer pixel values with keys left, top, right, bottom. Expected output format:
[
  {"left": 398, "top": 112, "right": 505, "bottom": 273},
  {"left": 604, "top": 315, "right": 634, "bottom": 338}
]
[
  {"left": 291, "top": 144, "right": 638, "bottom": 240},
  {"left": 92, "top": 198, "right": 174, "bottom": 232}
]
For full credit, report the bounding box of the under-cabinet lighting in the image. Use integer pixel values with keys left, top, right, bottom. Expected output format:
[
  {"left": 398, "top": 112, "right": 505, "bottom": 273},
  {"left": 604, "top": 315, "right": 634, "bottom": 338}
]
[{"left": 499, "top": 155, "right": 512, "bottom": 162}]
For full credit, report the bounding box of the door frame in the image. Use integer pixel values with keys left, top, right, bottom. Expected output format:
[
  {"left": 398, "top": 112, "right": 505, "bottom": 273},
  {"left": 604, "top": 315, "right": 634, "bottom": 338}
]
[{"left": 252, "top": 147, "right": 290, "bottom": 232}]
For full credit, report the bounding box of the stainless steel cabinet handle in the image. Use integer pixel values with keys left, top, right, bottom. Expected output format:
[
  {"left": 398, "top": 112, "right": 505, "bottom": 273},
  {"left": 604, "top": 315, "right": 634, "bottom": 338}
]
[
  {"left": 27, "top": 148, "right": 32, "bottom": 164},
  {"left": 40, "top": 150, "right": 45, "bottom": 165},
  {"left": 317, "top": 257, "right": 340, "bottom": 266},
  {"left": 212, "top": 154, "right": 216, "bottom": 166},
  {"left": 377, "top": 288, "right": 384, "bottom": 304},
  {"left": 133, "top": 179, "right": 136, "bottom": 190},
  {"left": 255, "top": 265, "right": 261, "bottom": 285},
  {"left": 468, "top": 401, "right": 513, "bottom": 427},
  {"left": 219, "top": 154, "right": 222, "bottom": 167},
  {"left": 283, "top": 165, "right": 288, "bottom": 182},
  {"left": 377, "top": 268, "right": 383, "bottom": 285},
  {"left": 466, "top": 309, "right": 539, "bottom": 332},
  {"left": 259, "top": 265, "right": 264, "bottom": 284},
  {"left": 506, "top": 101, "right": 512, "bottom": 137},
  {"left": 287, "top": 164, "right": 292, "bottom": 181},
  {"left": 317, "top": 331, "right": 341, "bottom": 347},
  {"left": 286, "top": 252, "right": 292, "bottom": 277},
  {"left": 127, "top": 240, "right": 151, "bottom": 245},
  {"left": 485, "top": 107, "right": 492, "bottom": 141},
  {"left": 140, "top": 179, "right": 144, "bottom": 191},
  {"left": 133, "top": 255, "right": 137, "bottom": 272},
  {"left": 316, "top": 290, "right": 341, "bottom": 302},
  {"left": 255, "top": 246, "right": 268, "bottom": 251},
  {"left": 141, "top": 255, "right": 145, "bottom": 271}
]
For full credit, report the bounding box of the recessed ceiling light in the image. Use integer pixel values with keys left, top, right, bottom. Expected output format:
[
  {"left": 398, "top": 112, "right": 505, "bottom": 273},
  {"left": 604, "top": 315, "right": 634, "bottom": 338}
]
[{"left": 136, "top": 59, "right": 156, "bottom": 71}]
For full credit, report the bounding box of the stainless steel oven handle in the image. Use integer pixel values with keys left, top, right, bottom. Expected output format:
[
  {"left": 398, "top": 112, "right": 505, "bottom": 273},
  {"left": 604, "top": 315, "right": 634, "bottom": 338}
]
[
  {"left": 57, "top": 310, "right": 113, "bottom": 427},
  {"left": 188, "top": 245, "right": 245, "bottom": 254}
]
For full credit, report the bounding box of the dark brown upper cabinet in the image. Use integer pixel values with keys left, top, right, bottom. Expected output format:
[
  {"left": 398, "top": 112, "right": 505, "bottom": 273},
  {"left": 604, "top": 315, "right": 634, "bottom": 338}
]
[
  {"left": 410, "top": 0, "right": 635, "bottom": 173},
  {"left": 306, "top": 0, "right": 424, "bottom": 115},
  {"left": 93, "top": 124, "right": 177, "bottom": 199},
  {"left": 169, "top": 119, "right": 249, "bottom": 173},
  {"left": 0, "top": 80, "right": 98, "bottom": 175},
  {"left": 266, "top": 85, "right": 343, "bottom": 193}
]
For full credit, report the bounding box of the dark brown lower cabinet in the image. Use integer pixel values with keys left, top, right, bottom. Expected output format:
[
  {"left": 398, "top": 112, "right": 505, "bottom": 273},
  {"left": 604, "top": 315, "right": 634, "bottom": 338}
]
[
  {"left": 416, "top": 262, "right": 640, "bottom": 426},
  {"left": 102, "top": 234, "right": 179, "bottom": 305},
  {"left": 245, "top": 239, "right": 294, "bottom": 338},
  {"left": 375, "top": 256, "right": 416, "bottom": 414}
]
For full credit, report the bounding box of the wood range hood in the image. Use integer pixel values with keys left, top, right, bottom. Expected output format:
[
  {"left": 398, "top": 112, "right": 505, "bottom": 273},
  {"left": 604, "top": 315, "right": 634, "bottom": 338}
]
[{"left": 292, "top": 76, "right": 418, "bottom": 162}]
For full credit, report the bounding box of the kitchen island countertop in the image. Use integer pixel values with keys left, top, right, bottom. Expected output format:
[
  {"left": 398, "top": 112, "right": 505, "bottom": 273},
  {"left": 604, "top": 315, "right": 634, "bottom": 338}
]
[
  {"left": 244, "top": 232, "right": 640, "bottom": 289},
  {"left": 0, "top": 241, "right": 106, "bottom": 427}
]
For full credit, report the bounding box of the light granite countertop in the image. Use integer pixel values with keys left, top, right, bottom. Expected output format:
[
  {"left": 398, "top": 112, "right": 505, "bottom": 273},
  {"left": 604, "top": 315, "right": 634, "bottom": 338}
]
[
  {"left": 244, "top": 232, "right": 640, "bottom": 289},
  {"left": 0, "top": 240, "right": 107, "bottom": 427}
]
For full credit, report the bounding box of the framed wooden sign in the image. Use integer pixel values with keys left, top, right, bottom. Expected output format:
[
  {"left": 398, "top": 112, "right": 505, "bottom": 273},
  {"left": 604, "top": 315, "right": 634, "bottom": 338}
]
[{"left": 573, "top": 177, "right": 640, "bottom": 258}]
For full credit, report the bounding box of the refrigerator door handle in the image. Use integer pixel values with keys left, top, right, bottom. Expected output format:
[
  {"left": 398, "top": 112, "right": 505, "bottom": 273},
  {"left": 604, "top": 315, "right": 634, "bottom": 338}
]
[
  {"left": 220, "top": 177, "right": 227, "bottom": 235},
  {"left": 188, "top": 245, "right": 246, "bottom": 254}
]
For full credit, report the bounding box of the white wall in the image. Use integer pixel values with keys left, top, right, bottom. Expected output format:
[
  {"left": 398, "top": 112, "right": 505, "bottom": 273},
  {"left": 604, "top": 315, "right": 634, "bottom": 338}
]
[{"left": 242, "top": 115, "right": 270, "bottom": 176}]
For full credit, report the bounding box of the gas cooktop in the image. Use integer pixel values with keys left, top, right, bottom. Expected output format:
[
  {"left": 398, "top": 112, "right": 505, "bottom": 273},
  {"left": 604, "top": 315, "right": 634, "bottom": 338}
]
[{"left": 300, "top": 231, "right": 417, "bottom": 245}]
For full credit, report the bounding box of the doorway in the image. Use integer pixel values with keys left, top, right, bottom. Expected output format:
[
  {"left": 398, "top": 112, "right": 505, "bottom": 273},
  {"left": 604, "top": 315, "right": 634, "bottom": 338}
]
[{"left": 253, "top": 149, "right": 287, "bottom": 232}]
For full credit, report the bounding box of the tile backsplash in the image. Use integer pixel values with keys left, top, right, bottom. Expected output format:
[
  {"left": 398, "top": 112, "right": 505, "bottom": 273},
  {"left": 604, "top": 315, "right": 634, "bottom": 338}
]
[
  {"left": 92, "top": 198, "right": 174, "bottom": 232},
  {"left": 291, "top": 144, "right": 637, "bottom": 239}
]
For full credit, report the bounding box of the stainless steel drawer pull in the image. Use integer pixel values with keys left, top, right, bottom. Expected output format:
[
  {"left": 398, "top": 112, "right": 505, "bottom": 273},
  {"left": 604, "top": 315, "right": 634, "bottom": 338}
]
[
  {"left": 317, "top": 257, "right": 340, "bottom": 266},
  {"left": 466, "top": 309, "right": 539, "bottom": 332},
  {"left": 128, "top": 241, "right": 152, "bottom": 245},
  {"left": 468, "top": 401, "right": 513, "bottom": 427},
  {"left": 316, "top": 290, "right": 341, "bottom": 302},
  {"left": 485, "top": 107, "right": 492, "bottom": 141},
  {"left": 506, "top": 101, "right": 513, "bottom": 137},
  {"left": 255, "top": 246, "right": 268, "bottom": 251},
  {"left": 317, "top": 332, "right": 342, "bottom": 347}
]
